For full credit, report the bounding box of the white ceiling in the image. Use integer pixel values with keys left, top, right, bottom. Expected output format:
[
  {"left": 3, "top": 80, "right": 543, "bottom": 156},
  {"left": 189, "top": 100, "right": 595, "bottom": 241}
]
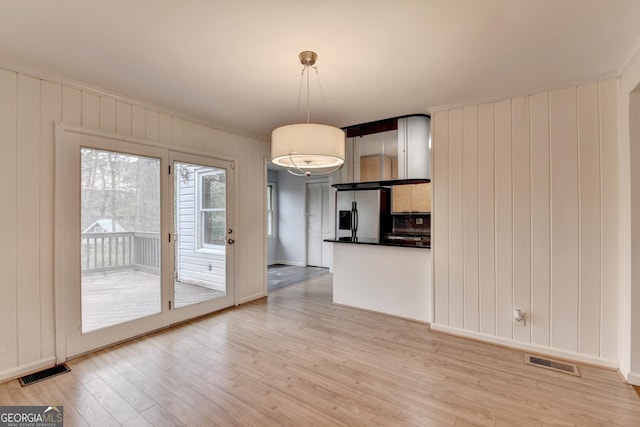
[{"left": 1, "top": 0, "right": 639, "bottom": 141}]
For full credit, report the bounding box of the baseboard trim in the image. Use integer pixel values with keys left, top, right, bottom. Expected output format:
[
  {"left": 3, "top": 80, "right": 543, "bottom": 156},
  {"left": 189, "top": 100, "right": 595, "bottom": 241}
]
[
  {"left": 238, "top": 292, "right": 266, "bottom": 305},
  {"left": 621, "top": 368, "right": 640, "bottom": 385},
  {"left": 332, "top": 302, "right": 429, "bottom": 325},
  {"left": 271, "top": 260, "right": 305, "bottom": 267},
  {"left": 0, "top": 357, "right": 58, "bottom": 384},
  {"left": 429, "top": 324, "right": 618, "bottom": 370}
]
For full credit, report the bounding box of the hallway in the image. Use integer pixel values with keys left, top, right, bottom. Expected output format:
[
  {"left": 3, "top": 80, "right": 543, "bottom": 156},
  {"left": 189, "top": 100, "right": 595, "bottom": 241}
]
[{"left": 267, "top": 264, "right": 329, "bottom": 292}]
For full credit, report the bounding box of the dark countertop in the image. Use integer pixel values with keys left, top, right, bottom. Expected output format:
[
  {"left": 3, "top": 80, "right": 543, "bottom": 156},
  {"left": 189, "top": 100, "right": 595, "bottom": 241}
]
[
  {"left": 324, "top": 237, "right": 430, "bottom": 249},
  {"left": 332, "top": 178, "right": 430, "bottom": 191}
]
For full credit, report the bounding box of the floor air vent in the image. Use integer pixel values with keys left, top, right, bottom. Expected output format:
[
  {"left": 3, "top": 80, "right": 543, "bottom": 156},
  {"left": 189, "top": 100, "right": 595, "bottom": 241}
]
[
  {"left": 525, "top": 355, "right": 580, "bottom": 376},
  {"left": 19, "top": 364, "right": 70, "bottom": 386}
]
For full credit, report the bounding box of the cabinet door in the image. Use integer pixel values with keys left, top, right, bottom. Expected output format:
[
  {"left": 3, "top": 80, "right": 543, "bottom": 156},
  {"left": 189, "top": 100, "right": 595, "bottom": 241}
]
[
  {"left": 411, "top": 183, "right": 431, "bottom": 213},
  {"left": 391, "top": 157, "right": 398, "bottom": 179},
  {"left": 392, "top": 185, "right": 412, "bottom": 213},
  {"left": 382, "top": 156, "right": 392, "bottom": 180},
  {"left": 360, "top": 155, "right": 381, "bottom": 181}
]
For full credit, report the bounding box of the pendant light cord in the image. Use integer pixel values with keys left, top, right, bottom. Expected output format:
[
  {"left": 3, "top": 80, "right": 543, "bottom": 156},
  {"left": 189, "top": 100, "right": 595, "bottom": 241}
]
[{"left": 293, "top": 63, "right": 331, "bottom": 125}]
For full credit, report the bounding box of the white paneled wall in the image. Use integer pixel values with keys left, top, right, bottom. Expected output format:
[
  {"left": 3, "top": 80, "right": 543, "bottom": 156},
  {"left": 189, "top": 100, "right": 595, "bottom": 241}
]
[
  {"left": 0, "top": 66, "right": 268, "bottom": 381},
  {"left": 431, "top": 80, "right": 619, "bottom": 364}
]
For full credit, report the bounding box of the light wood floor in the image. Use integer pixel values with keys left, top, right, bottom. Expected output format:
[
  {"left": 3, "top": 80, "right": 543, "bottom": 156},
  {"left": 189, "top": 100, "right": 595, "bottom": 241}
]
[{"left": 2, "top": 274, "right": 639, "bottom": 426}]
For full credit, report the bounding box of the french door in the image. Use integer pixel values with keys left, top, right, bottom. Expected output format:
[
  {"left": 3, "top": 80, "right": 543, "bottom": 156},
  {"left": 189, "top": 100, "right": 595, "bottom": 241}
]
[
  {"left": 55, "top": 125, "right": 234, "bottom": 359},
  {"left": 169, "top": 152, "right": 235, "bottom": 323}
]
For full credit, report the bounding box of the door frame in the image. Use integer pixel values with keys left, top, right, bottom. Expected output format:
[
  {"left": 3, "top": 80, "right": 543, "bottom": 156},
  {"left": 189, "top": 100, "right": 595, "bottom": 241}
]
[
  {"left": 305, "top": 178, "right": 330, "bottom": 268},
  {"left": 54, "top": 123, "right": 237, "bottom": 362}
]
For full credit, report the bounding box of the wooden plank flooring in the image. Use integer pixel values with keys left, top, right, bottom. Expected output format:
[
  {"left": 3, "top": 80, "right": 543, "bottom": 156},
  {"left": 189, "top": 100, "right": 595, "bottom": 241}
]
[{"left": 3, "top": 274, "right": 639, "bottom": 426}]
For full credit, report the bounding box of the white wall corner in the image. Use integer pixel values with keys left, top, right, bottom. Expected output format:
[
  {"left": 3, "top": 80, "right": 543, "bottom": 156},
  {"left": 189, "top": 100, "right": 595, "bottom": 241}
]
[
  {"left": 616, "top": 31, "right": 640, "bottom": 77},
  {"left": 619, "top": 362, "right": 640, "bottom": 386}
]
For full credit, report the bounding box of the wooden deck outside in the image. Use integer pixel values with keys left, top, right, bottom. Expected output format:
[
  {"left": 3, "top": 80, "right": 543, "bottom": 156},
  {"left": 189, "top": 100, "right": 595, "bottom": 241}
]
[{"left": 82, "top": 270, "right": 224, "bottom": 332}]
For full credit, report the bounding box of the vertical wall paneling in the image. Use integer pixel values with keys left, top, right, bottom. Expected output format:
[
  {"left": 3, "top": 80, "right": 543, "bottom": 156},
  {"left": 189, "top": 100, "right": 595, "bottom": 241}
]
[
  {"left": 131, "top": 104, "right": 146, "bottom": 139},
  {"left": 549, "top": 87, "right": 579, "bottom": 352},
  {"left": 193, "top": 123, "right": 209, "bottom": 151},
  {"left": 431, "top": 79, "right": 618, "bottom": 364},
  {"left": 530, "top": 92, "right": 551, "bottom": 347},
  {"left": 448, "top": 109, "right": 464, "bottom": 328},
  {"left": 116, "top": 101, "right": 132, "bottom": 136},
  {"left": 494, "top": 99, "right": 513, "bottom": 339},
  {"left": 146, "top": 110, "right": 159, "bottom": 142},
  {"left": 158, "top": 113, "right": 171, "bottom": 144},
  {"left": 39, "top": 81, "right": 62, "bottom": 358},
  {"left": 478, "top": 103, "right": 496, "bottom": 335},
  {"left": 511, "top": 96, "right": 532, "bottom": 343},
  {"left": 577, "top": 83, "right": 602, "bottom": 356},
  {"left": 62, "top": 87, "right": 81, "bottom": 126},
  {"left": 17, "top": 74, "right": 41, "bottom": 364},
  {"left": 171, "top": 116, "right": 184, "bottom": 146},
  {"left": 81, "top": 91, "right": 99, "bottom": 129},
  {"left": 433, "top": 112, "right": 450, "bottom": 325},
  {"left": 598, "top": 79, "right": 619, "bottom": 361},
  {"left": 0, "top": 70, "right": 18, "bottom": 369},
  {"left": 462, "top": 106, "right": 479, "bottom": 331},
  {"left": 182, "top": 120, "right": 196, "bottom": 150},
  {"left": 99, "top": 96, "right": 116, "bottom": 132}
]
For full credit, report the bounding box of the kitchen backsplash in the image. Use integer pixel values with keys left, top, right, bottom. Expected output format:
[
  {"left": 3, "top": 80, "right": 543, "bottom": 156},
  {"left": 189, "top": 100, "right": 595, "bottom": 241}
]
[{"left": 392, "top": 214, "right": 431, "bottom": 236}]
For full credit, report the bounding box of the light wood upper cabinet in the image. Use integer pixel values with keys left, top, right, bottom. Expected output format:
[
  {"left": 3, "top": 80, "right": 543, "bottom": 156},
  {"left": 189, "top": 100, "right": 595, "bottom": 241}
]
[
  {"left": 392, "top": 184, "right": 413, "bottom": 213},
  {"left": 392, "top": 183, "right": 431, "bottom": 213},
  {"left": 411, "top": 183, "right": 431, "bottom": 213},
  {"left": 360, "top": 155, "right": 395, "bottom": 181}
]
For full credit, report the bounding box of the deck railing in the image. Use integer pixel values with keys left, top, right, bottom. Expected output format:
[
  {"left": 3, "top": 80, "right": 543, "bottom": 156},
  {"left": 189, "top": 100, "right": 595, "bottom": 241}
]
[{"left": 81, "top": 232, "right": 160, "bottom": 274}]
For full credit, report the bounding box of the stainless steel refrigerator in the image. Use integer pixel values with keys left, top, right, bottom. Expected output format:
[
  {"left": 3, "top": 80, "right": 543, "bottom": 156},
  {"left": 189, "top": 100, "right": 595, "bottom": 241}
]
[{"left": 335, "top": 188, "right": 390, "bottom": 240}]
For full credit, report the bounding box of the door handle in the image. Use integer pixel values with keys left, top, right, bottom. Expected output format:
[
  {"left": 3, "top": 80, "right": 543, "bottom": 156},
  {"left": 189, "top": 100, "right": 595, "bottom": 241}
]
[{"left": 227, "top": 239, "right": 235, "bottom": 244}]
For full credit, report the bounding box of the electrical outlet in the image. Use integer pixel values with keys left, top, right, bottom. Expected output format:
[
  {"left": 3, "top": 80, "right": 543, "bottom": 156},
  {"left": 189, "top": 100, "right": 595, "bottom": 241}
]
[
  {"left": 416, "top": 218, "right": 424, "bottom": 225},
  {"left": 513, "top": 308, "right": 526, "bottom": 326}
]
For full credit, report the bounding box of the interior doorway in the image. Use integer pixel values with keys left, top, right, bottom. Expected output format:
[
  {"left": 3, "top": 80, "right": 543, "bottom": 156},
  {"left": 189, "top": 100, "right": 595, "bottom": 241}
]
[{"left": 306, "top": 180, "right": 331, "bottom": 267}]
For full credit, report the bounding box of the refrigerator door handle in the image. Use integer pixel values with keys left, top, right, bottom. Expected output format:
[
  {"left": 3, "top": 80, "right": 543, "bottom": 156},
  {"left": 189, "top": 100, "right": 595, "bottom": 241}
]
[
  {"left": 354, "top": 208, "right": 358, "bottom": 233},
  {"left": 351, "top": 201, "right": 358, "bottom": 236}
]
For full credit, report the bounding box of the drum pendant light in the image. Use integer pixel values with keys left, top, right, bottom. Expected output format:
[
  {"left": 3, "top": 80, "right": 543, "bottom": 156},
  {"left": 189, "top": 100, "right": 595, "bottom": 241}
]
[{"left": 271, "top": 51, "right": 345, "bottom": 176}]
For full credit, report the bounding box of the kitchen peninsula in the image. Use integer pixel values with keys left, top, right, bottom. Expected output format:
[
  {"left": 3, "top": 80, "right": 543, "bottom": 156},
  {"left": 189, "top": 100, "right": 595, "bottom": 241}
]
[
  {"left": 325, "top": 180, "right": 432, "bottom": 323},
  {"left": 326, "top": 114, "right": 433, "bottom": 323}
]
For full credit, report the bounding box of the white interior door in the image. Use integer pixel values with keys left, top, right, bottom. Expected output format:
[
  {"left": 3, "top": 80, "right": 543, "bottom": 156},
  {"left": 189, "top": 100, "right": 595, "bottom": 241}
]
[
  {"left": 55, "top": 125, "right": 235, "bottom": 360},
  {"left": 306, "top": 181, "right": 330, "bottom": 267}
]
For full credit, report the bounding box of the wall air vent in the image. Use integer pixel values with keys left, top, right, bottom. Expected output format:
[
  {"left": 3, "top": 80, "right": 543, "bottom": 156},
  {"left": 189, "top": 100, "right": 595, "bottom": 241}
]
[
  {"left": 525, "top": 354, "right": 580, "bottom": 376},
  {"left": 19, "top": 364, "right": 70, "bottom": 386}
]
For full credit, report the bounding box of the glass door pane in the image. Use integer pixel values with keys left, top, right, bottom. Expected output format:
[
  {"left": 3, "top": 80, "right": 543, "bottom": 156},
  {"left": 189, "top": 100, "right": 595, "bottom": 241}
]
[
  {"left": 174, "top": 161, "right": 227, "bottom": 308},
  {"left": 80, "top": 148, "right": 161, "bottom": 333}
]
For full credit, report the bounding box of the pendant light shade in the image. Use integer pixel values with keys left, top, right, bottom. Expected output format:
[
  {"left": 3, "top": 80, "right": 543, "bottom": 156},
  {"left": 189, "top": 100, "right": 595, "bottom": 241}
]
[
  {"left": 270, "top": 51, "right": 345, "bottom": 176},
  {"left": 271, "top": 123, "right": 345, "bottom": 173}
]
